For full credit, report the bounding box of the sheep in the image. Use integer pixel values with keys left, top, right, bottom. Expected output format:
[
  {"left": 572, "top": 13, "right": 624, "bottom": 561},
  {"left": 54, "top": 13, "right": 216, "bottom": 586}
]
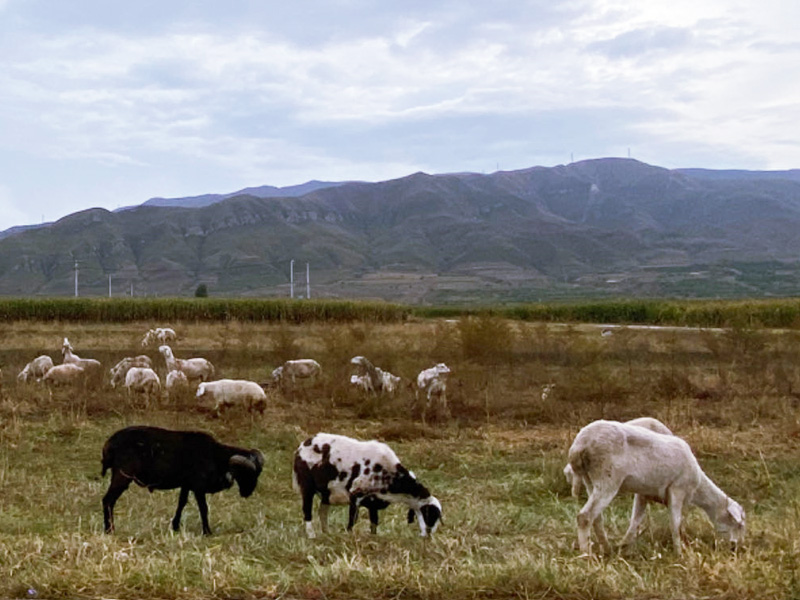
[
  {"left": 166, "top": 369, "right": 189, "bottom": 394},
  {"left": 141, "top": 327, "right": 177, "bottom": 348},
  {"left": 61, "top": 338, "right": 104, "bottom": 387},
  {"left": 567, "top": 419, "right": 746, "bottom": 556},
  {"left": 42, "top": 363, "right": 86, "bottom": 388},
  {"left": 350, "top": 356, "right": 401, "bottom": 395},
  {"left": 101, "top": 425, "right": 264, "bottom": 535},
  {"left": 159, "top": 345, "right": 215, "bottom": 383},
  {"left": 124, "top": 367, "right": 161, "bottom": 405},
  {"left": 110, "top": 355, "right": 153, "bottom": 389},
  {"left": 271, "top": 359, "right": 321, "bottom": 386},
  {"left": 17, "top": 355, "right": 55, "bottom": 383},
  {"left": 416, "top": 363, "right": 451, "bottom": 420},
  {"left": 196, "top": 379, "right": 267, "bottom": 415},
  {"left": 293, "top": 432, "right": 442, "bottom": 539}
]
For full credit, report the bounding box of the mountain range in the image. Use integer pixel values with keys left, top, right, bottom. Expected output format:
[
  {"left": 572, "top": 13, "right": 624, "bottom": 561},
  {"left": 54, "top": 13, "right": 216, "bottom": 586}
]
[{"left": 3, "top": 157, "right": 800, "bottom": 303}]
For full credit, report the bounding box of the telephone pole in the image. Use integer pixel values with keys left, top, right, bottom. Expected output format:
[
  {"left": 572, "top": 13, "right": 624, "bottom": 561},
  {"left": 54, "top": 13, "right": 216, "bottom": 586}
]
[
  {"left": 306, "top": 263, "right": 310, "bottom": 299},
  {"left": 74, "top": 261, "right": 79, "bottom": 297},
  {"left": 290, "top": 259, "right": 295, "bottom": 299}
]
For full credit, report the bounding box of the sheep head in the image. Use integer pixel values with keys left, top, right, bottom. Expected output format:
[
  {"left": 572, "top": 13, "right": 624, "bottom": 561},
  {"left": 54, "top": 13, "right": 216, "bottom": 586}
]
[{"left": 228, "top": 451, "right": 265, "bottom": 497}]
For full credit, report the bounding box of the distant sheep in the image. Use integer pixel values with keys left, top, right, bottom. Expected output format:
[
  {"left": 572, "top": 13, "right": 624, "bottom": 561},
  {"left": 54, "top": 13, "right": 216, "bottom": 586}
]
[
  {"left": 567, "top": 419, "right": 745, "bottom": 556},
  {"left": 17, "top": 355, "right": 55, "bottom": 383},
  {"left": 196, "top": 379, "right": 267, "bottom": 415},
  {"left": 42, "top": 363, "right": 86, "bottom": 388},
  {"left": 165, "top": 369, "right": 189, "bottom": 397},
  {"left": 159, "top": 345, "right": 215, "bottom": 383},
  {"left": 124, "top": 367, "right": 161, "bottom": 405},
  {"left": 293, "top": 432, "right": 442, "bottom": 538},
  {"left": 350, "top": 356, "right": 401, "bottom": 395},
  {"left": 271, "top": 359, "right": 321, "bottom": 385},
  {"left": 141, "top": 327, "right": 177, "bottom": 348},
  {"left": 110, "top": 355, "right": 153, "bottom": 389},
  {"left": 101, "top": 425, "right": 264, "bottom": 535},
  {"left": 416, "top": 363, "right": 451, "bottom": 419},
  {"left": 61, "top": 338, "right": 104, "bottom": 387}
]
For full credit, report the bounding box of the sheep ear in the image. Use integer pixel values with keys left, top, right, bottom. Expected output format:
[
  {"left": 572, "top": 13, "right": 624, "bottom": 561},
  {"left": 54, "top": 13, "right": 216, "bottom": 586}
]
[{"left": 728, "top": 500, "right": 745, "bottom": 524}]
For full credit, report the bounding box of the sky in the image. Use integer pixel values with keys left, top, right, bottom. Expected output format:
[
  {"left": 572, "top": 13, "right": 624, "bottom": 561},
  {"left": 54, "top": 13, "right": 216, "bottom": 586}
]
[{"left": 2, "top": 0, "right": 800, "bottom": 231}]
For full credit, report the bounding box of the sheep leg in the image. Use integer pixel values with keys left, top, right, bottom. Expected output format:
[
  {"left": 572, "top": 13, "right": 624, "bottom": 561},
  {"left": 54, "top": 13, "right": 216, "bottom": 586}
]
[
  {"left": 319, "top": 502, "right": 330, "bottom": 533},
  {"left": 577, "top": 485, "right": 619, "bottom": 555},
  {"left": 194, "top": 491, "right": 212, "bottom": 535},
  {"left": 367, "top": 504, "right": 380, "bottom": 534},
  {"left": 620, "top": 494, "right": 648, "bottom": 547},
  {"left": 301, "top": 488, "right": 316, "bottom": 539},
  {"left": 102, "top": 471, "right": 132, "bottom": 533},
  {"left": 347, "top": 497, "right": 360, "bottom": 531},
  {"left": 172, "top": 487, "right": 190, "bottom": 532},
  {"left": 666, "top": 488, "right": 686, "bottom": 556}
]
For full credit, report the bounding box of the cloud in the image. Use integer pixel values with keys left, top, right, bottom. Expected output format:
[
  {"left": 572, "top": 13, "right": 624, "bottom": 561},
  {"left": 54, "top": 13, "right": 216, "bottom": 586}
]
[
  {"left": 0, "top": 184, "right": 29, "bottom": 231},
  {"left": 587, "top": 26, "right": 693, "bottom": 58}
]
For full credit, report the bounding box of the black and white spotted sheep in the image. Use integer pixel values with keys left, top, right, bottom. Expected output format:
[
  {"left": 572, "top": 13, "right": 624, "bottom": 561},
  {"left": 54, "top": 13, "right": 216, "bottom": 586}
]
[{"left": 292, "top": 432, "right": 442, "bottom": 538}]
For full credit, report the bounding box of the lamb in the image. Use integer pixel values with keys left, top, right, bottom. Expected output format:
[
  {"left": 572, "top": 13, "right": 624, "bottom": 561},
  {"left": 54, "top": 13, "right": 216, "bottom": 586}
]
[
  {"left": 110, "top": 355, "right": 153, "bottom": 389},
  {"left": 416, "top": 363, "right": 451, "bottom": 419},
  {"left": 350, "top": 374, "right": 373, "bottom": 393},
  {"left": 141, "top": 327, "right": 177, "bottom": 348},
  {"left": 17, "top": 355, "right": 55, "bottom": 383},
  {"left": 101, "top": 425, "right": 264, "bottom": 535},
  {"left": 196, "top": 379, "right": 267, "bottom": 415},
  {"left": 271, "top": 359, "right": 321, "bottom": 385},
  {"left": 567, "top": 419, "right": 746, "bottom": 556},
  {"left": 42, "top": 363, "right": 86, "bottom": 388},
  {"left": 159, "top": 345, "right": 215, "bottom": 383},
  {"left": 293, "top": 432, "right": 442, "bottom": 539},
  {"left": 124, "top": 367, "right": 161, "bottom": 405},
  {"left": 61, "top": 338, "right": 104, "bottom": 387}
]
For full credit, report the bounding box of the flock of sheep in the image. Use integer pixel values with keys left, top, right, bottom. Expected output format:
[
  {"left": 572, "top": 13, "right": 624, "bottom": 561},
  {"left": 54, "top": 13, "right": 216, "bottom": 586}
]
[{"left": 10, "top": 325, "right": 748, "bottom": 556}]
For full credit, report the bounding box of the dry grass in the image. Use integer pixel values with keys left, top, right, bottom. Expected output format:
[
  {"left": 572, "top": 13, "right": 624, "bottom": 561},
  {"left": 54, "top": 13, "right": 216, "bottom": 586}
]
[{"left": 1, "top": 318, "right": 800, "bottom": 599}]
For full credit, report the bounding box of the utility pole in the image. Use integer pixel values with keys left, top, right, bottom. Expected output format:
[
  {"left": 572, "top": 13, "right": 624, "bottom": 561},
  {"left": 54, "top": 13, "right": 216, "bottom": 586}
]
[
  {"left": 74, "top": 261, "right": 79, "bottom": 297},
  {"left": 290, "top": 259, "right": 295, "bottom": 299},
  {"left": 306, "top": 263, "right": 310, "bottom": 299},
  {"left": 108, "top": 274, "right": 112, "bottom": 297}
]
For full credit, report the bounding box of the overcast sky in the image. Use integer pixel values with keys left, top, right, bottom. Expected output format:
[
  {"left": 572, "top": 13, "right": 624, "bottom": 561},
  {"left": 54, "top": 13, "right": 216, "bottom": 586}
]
[{"left": 2, "top": 0, "right": 799, "bottom": 231}]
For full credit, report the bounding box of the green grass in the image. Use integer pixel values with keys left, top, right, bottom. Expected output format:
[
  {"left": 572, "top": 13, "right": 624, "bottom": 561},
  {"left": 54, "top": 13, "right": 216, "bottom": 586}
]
[{"left": 2, "top": 318, "right": 800, "bottom": 599}]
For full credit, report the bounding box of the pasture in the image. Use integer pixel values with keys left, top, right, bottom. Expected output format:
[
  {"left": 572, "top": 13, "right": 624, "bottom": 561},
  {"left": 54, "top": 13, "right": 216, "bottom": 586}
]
[{"left": 1, "top": 317, "right": 800, "bottom": 599}]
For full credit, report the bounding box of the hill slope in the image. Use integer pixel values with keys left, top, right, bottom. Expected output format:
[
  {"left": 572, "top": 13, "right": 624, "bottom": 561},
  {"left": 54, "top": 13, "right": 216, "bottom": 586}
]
[{"left": 3, "top": 158, "right": 800, "bottom": 302}]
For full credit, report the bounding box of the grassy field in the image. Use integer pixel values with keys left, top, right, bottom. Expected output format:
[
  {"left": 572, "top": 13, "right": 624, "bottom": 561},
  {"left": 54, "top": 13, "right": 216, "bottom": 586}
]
[{"left": 1, "top": 318, "right": 800, "bottom": 599}]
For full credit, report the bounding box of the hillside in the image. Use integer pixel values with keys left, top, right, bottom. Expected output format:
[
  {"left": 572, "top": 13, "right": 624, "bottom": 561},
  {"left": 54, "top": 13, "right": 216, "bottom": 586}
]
[{"left": 3, "top": 158, "right": 800, "bottom": 302}]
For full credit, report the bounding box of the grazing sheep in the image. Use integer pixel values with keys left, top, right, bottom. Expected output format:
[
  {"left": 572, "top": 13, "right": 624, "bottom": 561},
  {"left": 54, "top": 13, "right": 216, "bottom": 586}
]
[
  {"left": 110, "top": 355, "right": 153, "bottom": 389},
  {"left": 567, "top": 419, "right": 746, "bottom": 556},
  {"left": 350, "top": 356, "right": 401, "bottom": 395},
  {"left": 540, "top": 383, "right": 557, "bottom": 401},
  {"left": 159, "top": 345, "right": 215, "bottom": 383},
  {"left": 141, "top": 327, "right": 177, "bottom": 347},
  {"left": 165, "top": 369, "right": 189, "bottom": 396},
  {"left": 17, "top": 355, "right": 55, "bottom": 383},
  {"left": 61, "top": 338, "right": 104, "bottom": 387},
  {"left": 196, "top": 379, "right": 267, "bottom": 415},
  {"left": 42, "top": 363, "right": 86, "bottom": 388},
  {"left": 293, "top": 432, "right": 442, "bottom": 538},
  {"left": 416, "top": 363, "right": 451, "bottom": 419},
  {"left": 271, "top": 359, "right": 321, "bottom": 386},
  {"left": 101, "top": 425, "right": 264, "bottom": 535},
  {"left": 124, "top": 367, "right": 161, "bottom": 405}
]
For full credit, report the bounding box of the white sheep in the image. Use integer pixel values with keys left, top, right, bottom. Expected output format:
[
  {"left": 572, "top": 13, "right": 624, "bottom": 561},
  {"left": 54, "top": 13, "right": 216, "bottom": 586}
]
[
  {"left": 42, "top": 363, "right": 86, "bottom": 388},
  {"left": 165, "top": 369, "right": 189, "bottom": 395},
  {"left": 271, "top": 359, "right": 321, "bottom": 385},
  {"left": 416, "top": 363, "right": 451, "bottom": 419},
  {"left": 124, "top": 367, "right": 161, "bottom": 405},
  {"left": 17, "top": 355, "right": 55, "bottom": 383},
  {"left": 110, "top": 355, "right": 153, "bottom": 389},
  {"left": 159, "top": 345, "right": 215, "bottom": 383},
  {"left": 350, "top": 374, "right": 374, "bottom": 393},
  {"left": 61, "top": 338, "right": 104, "bottom": 387},
  {"left": 350, "top": 356, "right": 401, "bottom": 395},
  {"left": 141, "top": 327, "right": 177, "bottom": 348},
  {"left": 567, "top": 419, "right": 746, "bottom": 556},
  {"left": 196, "top": 379, "right": 267, "bottom": 415}
]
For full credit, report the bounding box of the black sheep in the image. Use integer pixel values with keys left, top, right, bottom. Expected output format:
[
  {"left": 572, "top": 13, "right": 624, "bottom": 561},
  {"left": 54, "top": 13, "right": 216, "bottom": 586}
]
[{"left": 101, "top": 425, "right": 264, "bottom": 535}]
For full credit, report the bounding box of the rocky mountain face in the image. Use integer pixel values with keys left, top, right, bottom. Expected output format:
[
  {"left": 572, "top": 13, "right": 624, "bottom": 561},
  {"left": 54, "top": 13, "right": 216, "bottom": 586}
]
[{"left": 3, "top": 158, "right": 800, "bottom": 302}]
